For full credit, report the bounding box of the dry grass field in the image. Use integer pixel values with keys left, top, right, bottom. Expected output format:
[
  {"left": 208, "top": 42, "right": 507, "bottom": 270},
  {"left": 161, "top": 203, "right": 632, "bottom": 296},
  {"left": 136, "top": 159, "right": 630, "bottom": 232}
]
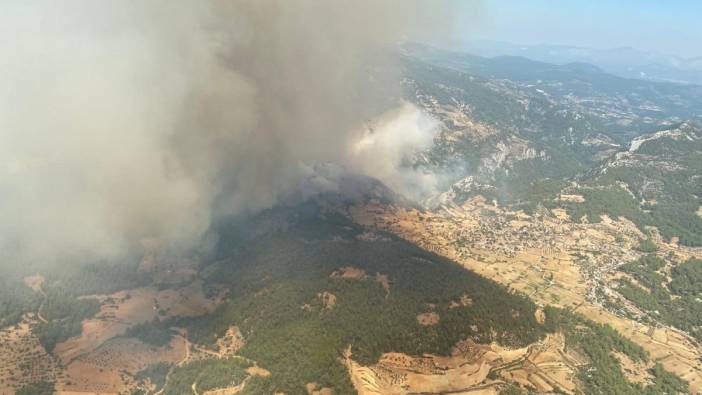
[
  {"left": 54, "top": 280, "right": 222, "bottom": 365},
  {"left": 343, "top": 332, "right": 581, "bottom": 394},
  {"left": 0, "top": 316, "right": 62, "bottom": 394}
]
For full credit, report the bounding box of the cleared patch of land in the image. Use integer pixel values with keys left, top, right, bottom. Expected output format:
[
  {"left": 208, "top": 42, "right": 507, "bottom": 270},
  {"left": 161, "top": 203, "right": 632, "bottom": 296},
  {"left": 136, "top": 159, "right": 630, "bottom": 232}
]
[
  {"left": 57, "top": 336, "right": 188, "bottom": 394},
  {"left": 22, "top": 275, "right": 44, "bottom": 292},
  {"left": 558, "top": 194, "right": 585, "bottom": 203},
  {"left": 614, "top": 351, "right": 654, "bottom": 385},
  {"left": 330, "top": 266, "right": 368, "bottom": 280},
  {"left": 343, "top": 333, "right": 581, "bottom": 394},
  {"left": 54, "top": 280, "right": 223, "bottom": 364},
  {"left": 317, "top": 291, "right": 337, "bottom": 310},
  {"left": 416, "top": 311, "right": 439, "bottom": 326},
  {"left": 306, "top": 382, "right": 334, "bottom": 395},
  {"left": 450, "top": 294, "right": 473, "bottom": 309},
  {"left": 375, "top": 273, "right": 390, "bottom": 296},
  {"left": 0, "top": 259, "right": 230, "bottom": 394}
]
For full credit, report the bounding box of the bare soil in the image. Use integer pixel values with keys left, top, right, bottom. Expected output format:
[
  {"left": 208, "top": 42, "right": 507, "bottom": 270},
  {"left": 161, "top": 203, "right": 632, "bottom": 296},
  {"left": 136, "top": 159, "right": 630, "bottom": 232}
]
[
  {"left": 0, "top": 316, "right": 62, "bottom": 394},
  {"left": 343, "top": 333, "right": 580, "bottom": 394},
  {"left": 330, "top": 266, "right": 368, "bottom": 280},
  {"left": 317, "top": 291, "right": 337, "bottom": 310},
  {"left": 416, "top": 312, "right": 439, "bottom": 326}
]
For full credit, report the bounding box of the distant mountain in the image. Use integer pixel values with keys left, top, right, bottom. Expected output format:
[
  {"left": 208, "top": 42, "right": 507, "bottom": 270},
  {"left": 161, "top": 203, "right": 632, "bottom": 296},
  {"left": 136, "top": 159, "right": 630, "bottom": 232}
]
[
  {"left": 403, "top": 42, "right": 702, "bottom": 134},
  {"left": 454, "top": 40, "right": 702, "bottom": 85},
  {"left": 400, "top": 44, "right": 702, "bottom": 245}
]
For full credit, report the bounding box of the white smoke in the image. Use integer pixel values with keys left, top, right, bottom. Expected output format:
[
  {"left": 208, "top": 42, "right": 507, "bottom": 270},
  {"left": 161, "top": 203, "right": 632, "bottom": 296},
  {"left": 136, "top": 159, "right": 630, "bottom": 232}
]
[
  {"left": 349, "top": 104, "right": 441, "bottom": 202},
  {"left": 0, "top": 0, "right": 459, "bottom": 267}
]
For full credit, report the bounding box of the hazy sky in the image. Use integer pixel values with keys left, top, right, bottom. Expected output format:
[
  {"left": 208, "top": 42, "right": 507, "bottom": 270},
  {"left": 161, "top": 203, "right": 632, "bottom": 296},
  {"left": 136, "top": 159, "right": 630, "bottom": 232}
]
[{"left": 461, "top": 0, "right": 702, "bottom": 58}]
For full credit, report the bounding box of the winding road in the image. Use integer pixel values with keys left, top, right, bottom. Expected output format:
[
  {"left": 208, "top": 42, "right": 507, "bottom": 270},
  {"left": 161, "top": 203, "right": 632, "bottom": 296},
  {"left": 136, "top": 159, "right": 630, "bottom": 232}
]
[{"left": 152, "top": 334, "right": 191, "bottom": 395}]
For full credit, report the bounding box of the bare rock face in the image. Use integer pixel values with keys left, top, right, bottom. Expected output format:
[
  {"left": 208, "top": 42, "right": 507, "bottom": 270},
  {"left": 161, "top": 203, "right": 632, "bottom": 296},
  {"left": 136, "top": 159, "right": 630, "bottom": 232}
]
[{"left": 478, "top": 137, "right": 546, "bottom": 177}]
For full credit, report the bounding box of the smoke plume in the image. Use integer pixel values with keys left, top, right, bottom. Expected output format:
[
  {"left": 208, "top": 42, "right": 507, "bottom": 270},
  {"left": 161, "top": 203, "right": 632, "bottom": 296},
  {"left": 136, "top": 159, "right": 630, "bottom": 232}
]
[{"left": 0, "top": 1, "right": 457, "bottom": 267}]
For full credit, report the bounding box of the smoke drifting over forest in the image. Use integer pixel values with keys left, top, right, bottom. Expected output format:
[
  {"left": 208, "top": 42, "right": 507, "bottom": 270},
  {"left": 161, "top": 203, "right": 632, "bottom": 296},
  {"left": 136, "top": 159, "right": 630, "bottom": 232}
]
[{"left": 0, "top": 1, "right": 459, "bottom": 267}]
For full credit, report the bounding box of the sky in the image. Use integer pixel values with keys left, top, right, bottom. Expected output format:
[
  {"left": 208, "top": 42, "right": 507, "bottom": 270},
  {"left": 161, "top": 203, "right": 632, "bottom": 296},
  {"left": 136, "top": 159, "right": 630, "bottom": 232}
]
[{"left": 459, "top": 0, "right": 702, "bottom": 58}]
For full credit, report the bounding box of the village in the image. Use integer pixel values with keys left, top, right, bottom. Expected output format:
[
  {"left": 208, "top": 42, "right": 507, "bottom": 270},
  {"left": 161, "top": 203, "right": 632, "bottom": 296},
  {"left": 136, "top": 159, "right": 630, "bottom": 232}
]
[{"left": 348, "top": 196, "right": 702, "bottom": 393}]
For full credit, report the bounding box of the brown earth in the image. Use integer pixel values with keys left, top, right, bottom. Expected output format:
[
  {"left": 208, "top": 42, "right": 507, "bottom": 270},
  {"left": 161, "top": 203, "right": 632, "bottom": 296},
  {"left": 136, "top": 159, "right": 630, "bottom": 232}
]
[
  {"left": 306, "top": 382, "right": 334, "bottom": 395},
  {"left": 22, "top": 275, "right": 44, "bottom": 292},
  {"left": 330, "top": 266, "right": 390, "bottom": 298},
  {"left": 318, "top": 291, "right": 337, "bottom": 310},
  {"left": 375, "top": 273, "right": 391, "bottom": 297},
  {"left": 54, "top": 280, "right": 223, "bottom": 365},
  {"left": 416, "top": 312, "right": 439, "bottom": 326},
  {"left": 330, "top": 266, "right": 368, "bottom": 280},
  {"left": 558, "top": 194, "right": 585, "bottom": 203},
  {"left": 613, "top": 351, "right": 654, "bottom": 385},
  {"left": 215, "top": 326, "right": 246, "bottom": 357},
  {"left": 343, "top": 333, "right": 580, "bottom": 394},
  {"left": 0, "top": 316, "right": 62, "bottom": 394},
  {"left": 450, "top": 294, "right": 473, "bottom": 309}
]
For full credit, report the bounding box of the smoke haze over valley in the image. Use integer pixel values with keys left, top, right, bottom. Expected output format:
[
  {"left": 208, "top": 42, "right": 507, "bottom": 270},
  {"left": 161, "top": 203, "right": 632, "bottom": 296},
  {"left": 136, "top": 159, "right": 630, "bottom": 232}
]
[
  {"left": 0, "top": 0, "right": 457, "bottom": 268},
  {"left": 2, "top": 2, "right": 702, "bottom": 394}
]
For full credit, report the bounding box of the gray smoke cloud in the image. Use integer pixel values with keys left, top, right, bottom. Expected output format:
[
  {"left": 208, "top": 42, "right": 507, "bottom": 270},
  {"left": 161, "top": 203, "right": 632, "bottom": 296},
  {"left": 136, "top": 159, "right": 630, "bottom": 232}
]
[{"left": 0, "top": 0, "right": 460, "bottom": 267}]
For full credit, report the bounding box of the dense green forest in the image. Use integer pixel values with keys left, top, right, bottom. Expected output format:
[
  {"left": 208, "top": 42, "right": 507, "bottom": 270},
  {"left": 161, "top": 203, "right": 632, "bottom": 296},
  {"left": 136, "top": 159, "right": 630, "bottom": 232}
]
[
  {"left": 617, "top": 255, "right": 702, "bottom": 341},
  {"left": 162, "top": 358, "right": 251, "bottom": 394},
  {"left": 174, "top": 205, "right": 547, "bottom": 394},
  {"left": 134, "top": 362, "right": 169, "bottom": 392},
  {"left": 45, "top": 261, "right": 151, "bottom": 296},
  {"left": 404, "top": 50, "right": 702, "bottom": 246},
  {"left": 0, "top": 259, "right": 151, "bottom": 353},
  {"left": 34, "top": 262, "right": 150, "bottom": 351},
  {"left": 140, "top": 204, "right": 687, "bottom": 394},
  {"left": 34, "top": 287, "right": 100, "bottom": 352},
  {"left": 124, "top": 320, "right": 176, "bottom": 348},
  {"left": 15, "top": 381, "right": 54, "bottom": 395},
  {"left": 669, "top": 258, "right": 702, "bottom": 296},
  {"left": 544, "top": 306, "right": 688, "bottom": 395},
  {"left": 0, "top": 275, "right": 40, "bottom": 328},
  {"left": 637, "top": 238, "right": 659, "bottom": 253},
  {"left": 562, "top": 157, "right": 702, "bottom": 246}
]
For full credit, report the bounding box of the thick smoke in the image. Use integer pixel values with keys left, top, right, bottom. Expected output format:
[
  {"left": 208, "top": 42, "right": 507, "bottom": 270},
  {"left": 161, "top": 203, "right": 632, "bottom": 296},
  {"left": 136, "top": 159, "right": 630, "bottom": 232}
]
[{"left": 0, "top": 1, "right": 456, "bottom": 267}]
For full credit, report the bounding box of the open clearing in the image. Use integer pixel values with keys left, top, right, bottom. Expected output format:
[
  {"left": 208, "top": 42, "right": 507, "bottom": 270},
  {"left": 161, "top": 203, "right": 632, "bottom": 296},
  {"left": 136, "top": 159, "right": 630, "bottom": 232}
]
[
  {"left": 344, "top": 332, "right": 581, "bottom": 394},
  {"left": 330, "top": 266, "right": 368, "bottom": 280},
  {"left": 57, "top": 336, "right": 188, "bottom": 394},
  {"left": 0, "top": 259, "right": 229, "bottom": 394},
  {"left": 54, "top": 280, "right": 223, "bottom": 364},
  {"left": 416, "top": 311, "right": 439, "bottom": 326}
]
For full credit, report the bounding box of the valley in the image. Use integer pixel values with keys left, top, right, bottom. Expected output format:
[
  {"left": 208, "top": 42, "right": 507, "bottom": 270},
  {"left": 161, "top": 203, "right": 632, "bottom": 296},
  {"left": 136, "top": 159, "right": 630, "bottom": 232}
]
[
  {"left": 348, "top": 196, "right": 702, "bottom": 393},
  {"left": 1, "top": 44, "right": 701, "bottom": 394}
]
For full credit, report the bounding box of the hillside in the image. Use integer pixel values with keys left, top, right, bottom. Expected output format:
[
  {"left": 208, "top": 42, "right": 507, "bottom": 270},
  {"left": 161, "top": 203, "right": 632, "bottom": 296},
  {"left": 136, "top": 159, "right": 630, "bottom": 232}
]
[
  {"left": 148, "top": 196, "right": 686, "bottom": 395},
  {"left": 1, "top": 44, "right": 701, "bottom": 395},
  {"left": 402, "top": 45, "right": 702, "bottom": 246},
  {"left": 561, "top": 121, "right": 702, "bottom": 246},
  {"left": 1, "top": 189, "right": 691, "bottom": 394}
]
